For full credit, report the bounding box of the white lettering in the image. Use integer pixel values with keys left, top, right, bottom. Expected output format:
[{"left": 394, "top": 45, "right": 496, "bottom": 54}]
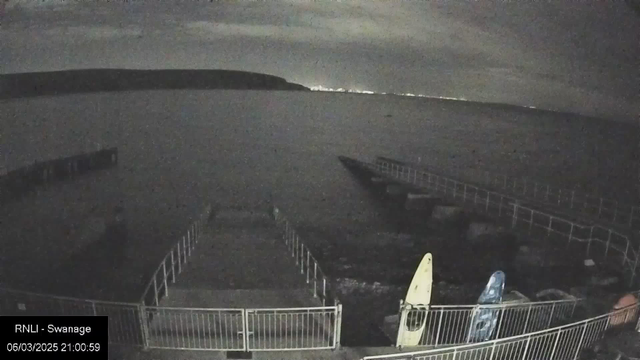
[{"left": 47, "top": 325, "right": 91, "bottom": 336}]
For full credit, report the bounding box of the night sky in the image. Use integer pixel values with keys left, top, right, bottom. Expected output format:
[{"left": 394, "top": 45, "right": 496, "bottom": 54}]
[{"left": 1, "top": 0, "right": 639, "bottom": 123}]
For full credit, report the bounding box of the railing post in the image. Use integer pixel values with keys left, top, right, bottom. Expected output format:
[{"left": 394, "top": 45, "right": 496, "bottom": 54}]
[
  {"left": 573, "top": 322, "right": 588, "bottom": 360},
  {"left": 187, "top": 231, "right": 192, "bottom": 256},
  {"left": 92, "top": 301, "right": 97, "bottom": 316},
  {"left": 153, "top": 277, "right": 158, "bottom": 306},
  {"left": 395, "top": 300, "right": 407, "bottom": 348},
  {"left": 520, "top": 337, "right": 531, "bottom": 360},
  {"left": 300, "top": 243, "right": 304, "bottom": 274},
  {"left": 598, "top": 198, "right": 604, "bottom": 217},
  {"left": 162, "top": 261, "right": 168, "bottom": 298},
  {"left": 498, "top": 196, "right": 503, "bottom": 216},
  {"left": 569, "top": 223, "right": 574, "bottom": 243},
  {"left": 512, "top": 201, "right": 519, "bottom": 229},
  {"left": 434, "top": 308, "right": 444, "bottom": 346},
  {"left": 313, "top": 262, "right": 318, "bottom": 297},
  {"left": 488, "top": 341, "right": 497, "bottom": 360},
  {"left": 137, "top": 304, "right": 150, "bottom": 350},
  {"left": 334, "top": 303, "right": 343, "bottom": 349},
  {"left": 494, "top": 306, "right": 505, "bottom": 339},
  {"left": 546, "top": 185, "right": 550, "bottom": 202},
  {"left": 182, "top": 236, "right": 187, "bottom": 264},
  {"left": 548, "top": 329, "right": 562, "bottom": 360},
  {"left": 242, "top": 309, "right": 250, "bottom": 351},
  {"left": 605, "top": 230, "right": 612, "bottom": 257},
  {"left": 547, "top": 217, "right": 553, "bottom": 237},
  {"left": 306, "top": 251, "right": 310, "bottom": 283},
  {"left": 558, "top": 189, "right": 562, "bottom": 205},
  {"left": 177, "top": 243, "right": 182, "bottom": 274},
  {"left": 170, "top": 250, "right": 176, "bottom": 283},
  {"left": 322, "top": 278, "right": 327, "bottom": 306},
  {"left": 522, "top": 304, "right": 532, "bottom": 333},
  {"left": 548, "top": 302, "right": 556, "bottom": 328},
  {"left": 570, "top": 190, "right": 575, "bottom": 209}
]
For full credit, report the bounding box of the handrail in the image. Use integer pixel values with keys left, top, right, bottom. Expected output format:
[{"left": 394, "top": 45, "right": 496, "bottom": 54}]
[
  {"left": 405, "top": 298, "right": 581, "bottom": 309},
  {"left": 363, "top": 159, "right": 640, "bottom": 286},
  {"left": 139, "top": 204, "right": 212, "bottom": 306},
  {"left": 391, "top": 158, "right": 639, "bottom": 231},
  {"left": 272, "top": 206, "right": 340, "bottom": 307},
  {"left": 363, "top": 303, "right": 640, "bottom": 360}
]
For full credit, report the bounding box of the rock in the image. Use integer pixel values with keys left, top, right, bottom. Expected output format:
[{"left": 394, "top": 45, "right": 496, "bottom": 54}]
[
  {"left": 514, "top": 245, "right": 546, "bottom": 267},
  {"left": 584, "top": 259, "right": 596, "bottom": 267},
  {"left": 371, "top": 232, "right": 414, "bottom": 247},
  {"left": 386, "top": 184, "right": 406, "bottom": 195},
  {"left": 502, "top": 290, "right": 531, "bottom": 304},
  {"left": 431, "top": 205, "right": 464, "bottom": 222},
  {"left": 591, "top": 276, "right": 620, "bottom": 286},
  {"left": 404, "top": 193, "right": 440, "bottom": 210},
  {"left": 381, "top": 314, "right": 400, "bottom": 341},
  {"left": 466, "top": 222, "right": 499, "bottom": 241},
  {"left": 335, "top": 278, "right": 398, "bottom": 296},
  {"left": 609, "top": 294, "right": 639, "bottom": 327}
]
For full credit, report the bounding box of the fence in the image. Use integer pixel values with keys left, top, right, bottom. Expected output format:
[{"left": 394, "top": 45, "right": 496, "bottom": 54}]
[
  {"left": 396, "top": 299, "right": 581, "bottom": 348},
  {"left": 142, "top": 305, "right": 340, "bottom": 351},
  {"left": 140, "top": 204, "right": 212, "bottom": 307},
  {"left": 272, "top": 206, "right": 339, "bottom": 308},
  {"left": 360, "top": 158, "right": 640, "bottom": 286},
  {"left": 0, "top": 147, "right": 118, "bottom": 204},
  {"left": 0, "top": 287, "right": 145, "bottom": 346},
  {"left": 396, "top": 158, "right": 640, "bottom": 231},
  {"left": 363, "top": 303, "right": 640, "bottom": 360}
]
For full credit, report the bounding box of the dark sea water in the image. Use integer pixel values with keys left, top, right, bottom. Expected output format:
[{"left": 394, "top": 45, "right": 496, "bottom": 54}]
[{"left": 0, "top": 90, "right": 637, "bottom": 302}]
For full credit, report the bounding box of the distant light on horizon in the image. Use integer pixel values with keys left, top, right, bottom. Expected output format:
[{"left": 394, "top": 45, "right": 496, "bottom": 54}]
[
  {"left": 308, "top": 85, "right": 541, "bottom": 110},
  {"left": 309, "top": 85, "right": 468, "bottom": 101}
]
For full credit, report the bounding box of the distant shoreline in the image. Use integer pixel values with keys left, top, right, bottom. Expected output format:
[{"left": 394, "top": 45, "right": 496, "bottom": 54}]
[{"left": 0, "top": 69, "right": 310, "bottom": 99}]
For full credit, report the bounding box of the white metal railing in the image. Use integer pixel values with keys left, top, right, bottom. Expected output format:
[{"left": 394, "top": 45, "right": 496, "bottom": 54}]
[
  {"left": 396, "top": 298, "right": 581, "bottom": 348},
  {"left": 142, "top": 305, "right": 341, "bottom": 351},
  {"left": 272, "top": 206, "right": 339, "bottom": 308},
  {"left": 245, "top": 306, "right": 340, "bottom": 351},
  {"left": 402, "top": 159, "right": 640, "bottom": 231},
  {"left": 362, "top": 303, "right": 640, "bottom": 360},
  {"left": 143, "top": 306, "right": 246, "bottom": 350},
  {"left": 140, "top": 204, "right": 213, "bottom": 307},
  {"left": 0, "top": 287, "right": 145, "bottom": 346},
  {"left": 363, "top": 159, "right": 640, "bottom": 285}
]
